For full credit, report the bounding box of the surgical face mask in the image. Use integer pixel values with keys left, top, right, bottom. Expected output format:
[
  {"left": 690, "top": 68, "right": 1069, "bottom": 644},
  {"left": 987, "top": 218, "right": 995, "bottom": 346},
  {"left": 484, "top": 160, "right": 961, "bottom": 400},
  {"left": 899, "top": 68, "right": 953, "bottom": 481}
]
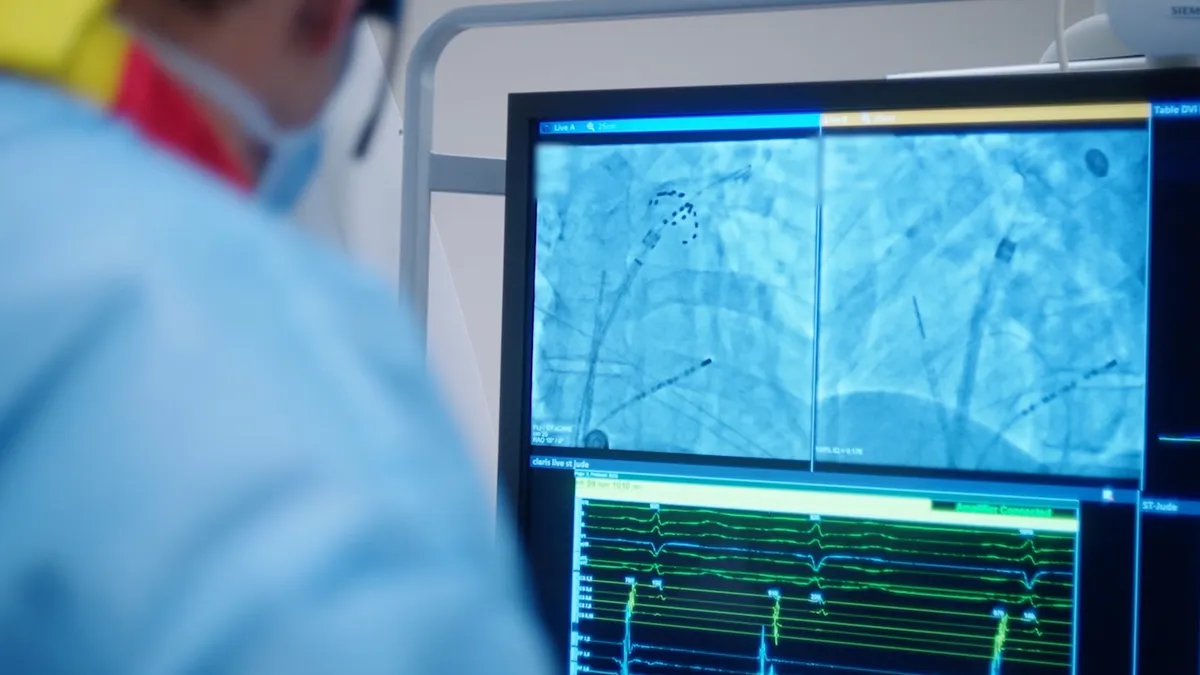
[{"left": 256, "top": 123, "right": 326, "bottom": 215}]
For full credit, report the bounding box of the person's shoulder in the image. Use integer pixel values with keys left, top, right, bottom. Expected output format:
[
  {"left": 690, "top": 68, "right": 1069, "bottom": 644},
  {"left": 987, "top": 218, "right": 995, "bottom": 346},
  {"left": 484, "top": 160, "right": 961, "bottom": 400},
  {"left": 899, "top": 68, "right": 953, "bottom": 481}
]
[
  {"left": 1, "top": 79, "right": 381, "bottom": 287},
  {"left": 0, "top": 76, "right": 420, "bottom": 365},
  {"left": 1, "top": 79, "right": 271, "bottom": 247},
  {"left": 0, "top": 80, "right": 240, "bottom": 240}
]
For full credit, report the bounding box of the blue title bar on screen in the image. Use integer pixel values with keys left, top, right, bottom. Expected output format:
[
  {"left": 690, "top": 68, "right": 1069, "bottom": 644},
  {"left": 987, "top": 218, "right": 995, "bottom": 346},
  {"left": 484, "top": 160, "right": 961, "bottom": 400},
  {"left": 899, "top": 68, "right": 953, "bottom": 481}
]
[{"left": 538, "top": 112, "right": 822, "bottom": 136}]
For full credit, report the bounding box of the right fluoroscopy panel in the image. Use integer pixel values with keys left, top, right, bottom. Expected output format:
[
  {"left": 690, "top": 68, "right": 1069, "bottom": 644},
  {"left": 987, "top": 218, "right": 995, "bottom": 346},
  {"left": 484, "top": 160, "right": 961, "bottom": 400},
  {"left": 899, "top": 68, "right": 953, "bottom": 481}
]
[{"left": 815, "top": 127, "right": 1149, "bottom": 480}]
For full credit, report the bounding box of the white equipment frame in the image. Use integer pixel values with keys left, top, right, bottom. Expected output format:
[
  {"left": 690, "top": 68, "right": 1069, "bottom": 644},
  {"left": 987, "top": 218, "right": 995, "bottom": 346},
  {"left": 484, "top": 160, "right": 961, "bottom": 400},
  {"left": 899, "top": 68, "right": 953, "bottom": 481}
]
[{"left": 398, "top": 0, "right": 965, "bottom": 355}]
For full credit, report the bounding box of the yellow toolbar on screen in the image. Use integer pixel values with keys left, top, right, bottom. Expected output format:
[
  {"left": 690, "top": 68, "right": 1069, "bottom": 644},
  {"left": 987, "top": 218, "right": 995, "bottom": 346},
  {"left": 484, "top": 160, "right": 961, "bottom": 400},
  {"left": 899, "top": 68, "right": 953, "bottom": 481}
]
[{"left": 820, "top": 102, "right": 1150, "bottom": 128}]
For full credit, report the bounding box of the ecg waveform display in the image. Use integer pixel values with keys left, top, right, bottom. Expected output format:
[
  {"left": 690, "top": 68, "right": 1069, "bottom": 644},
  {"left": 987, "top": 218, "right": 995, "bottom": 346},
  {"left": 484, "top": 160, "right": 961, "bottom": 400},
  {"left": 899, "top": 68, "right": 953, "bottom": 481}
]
[{"left": 572, "top": 498, "right": 1076, "bottom": 675}]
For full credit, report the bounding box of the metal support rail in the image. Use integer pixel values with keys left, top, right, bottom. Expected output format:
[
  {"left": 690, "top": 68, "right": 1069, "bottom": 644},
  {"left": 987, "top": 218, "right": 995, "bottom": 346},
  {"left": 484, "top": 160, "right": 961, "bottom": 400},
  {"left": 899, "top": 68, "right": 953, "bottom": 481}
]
[{"left": 400, "top": 0, "right": 961, "bottom": 358}]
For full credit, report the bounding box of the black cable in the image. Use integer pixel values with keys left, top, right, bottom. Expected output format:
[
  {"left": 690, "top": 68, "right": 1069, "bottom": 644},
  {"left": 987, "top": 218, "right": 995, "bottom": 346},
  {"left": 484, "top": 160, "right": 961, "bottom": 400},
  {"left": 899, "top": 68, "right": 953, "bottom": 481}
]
[{"left": 354, "top": 10, "right": 404, "bottom": 158}]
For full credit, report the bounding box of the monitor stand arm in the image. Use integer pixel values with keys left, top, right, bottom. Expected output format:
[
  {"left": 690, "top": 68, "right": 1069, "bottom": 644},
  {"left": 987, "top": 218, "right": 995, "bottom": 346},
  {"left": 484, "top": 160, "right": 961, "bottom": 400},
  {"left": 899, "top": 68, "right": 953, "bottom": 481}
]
[{"left": 398, "top": 0, "right": 964, "bottom": 360}]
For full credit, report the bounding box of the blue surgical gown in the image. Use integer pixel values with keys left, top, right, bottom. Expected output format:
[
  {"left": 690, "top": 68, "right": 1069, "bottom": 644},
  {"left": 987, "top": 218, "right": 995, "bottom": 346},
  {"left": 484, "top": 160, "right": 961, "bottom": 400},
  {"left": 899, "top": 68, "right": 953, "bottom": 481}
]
[{"left": 0, "top": 76, "right": 554, "bottom": 675}]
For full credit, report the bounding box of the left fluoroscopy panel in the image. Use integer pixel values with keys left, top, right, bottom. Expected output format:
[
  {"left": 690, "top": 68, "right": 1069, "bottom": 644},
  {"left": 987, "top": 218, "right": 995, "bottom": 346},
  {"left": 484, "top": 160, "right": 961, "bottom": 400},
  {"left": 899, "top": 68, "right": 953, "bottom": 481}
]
[{"left": 530, "top": 139, "right": 820, "bottom": 460}]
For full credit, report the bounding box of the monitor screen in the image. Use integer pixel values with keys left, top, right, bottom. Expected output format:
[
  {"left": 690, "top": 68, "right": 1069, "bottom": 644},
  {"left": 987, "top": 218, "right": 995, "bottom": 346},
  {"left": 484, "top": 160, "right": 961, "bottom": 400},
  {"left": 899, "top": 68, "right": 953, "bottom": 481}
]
[{"left": 499, "top": 71, "right": 1200, "bottom": 675}]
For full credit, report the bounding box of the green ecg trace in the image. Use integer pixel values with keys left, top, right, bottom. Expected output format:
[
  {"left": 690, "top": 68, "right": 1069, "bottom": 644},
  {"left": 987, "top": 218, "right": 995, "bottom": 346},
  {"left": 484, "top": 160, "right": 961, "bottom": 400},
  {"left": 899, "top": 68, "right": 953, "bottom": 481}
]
[
  {"left": 573, "top": 498, "right": 1075, "bottom": 675},
  {"left": 588, "top": 503, "right": 1075, "bottom": 560},
  {"left": 770, "top": 594, "right": 781, "bottom": 646}
]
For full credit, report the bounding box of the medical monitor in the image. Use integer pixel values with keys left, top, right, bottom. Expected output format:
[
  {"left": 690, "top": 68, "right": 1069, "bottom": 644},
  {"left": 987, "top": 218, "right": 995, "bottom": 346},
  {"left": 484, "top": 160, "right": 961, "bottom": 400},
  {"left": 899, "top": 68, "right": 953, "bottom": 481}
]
[{"left": 499, "top": 70, "right": 1200, "bottom": 675}]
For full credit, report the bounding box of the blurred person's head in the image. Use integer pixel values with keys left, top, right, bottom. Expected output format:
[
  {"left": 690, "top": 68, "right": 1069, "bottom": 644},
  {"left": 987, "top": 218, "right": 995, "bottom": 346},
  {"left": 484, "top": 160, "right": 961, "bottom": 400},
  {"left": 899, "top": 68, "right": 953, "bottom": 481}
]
[
  {"left": 117, "top": 0, "right": 361, "bottom": 132},
  {"left": 113, "top": 0, "right": 398, "bottom": 211}
]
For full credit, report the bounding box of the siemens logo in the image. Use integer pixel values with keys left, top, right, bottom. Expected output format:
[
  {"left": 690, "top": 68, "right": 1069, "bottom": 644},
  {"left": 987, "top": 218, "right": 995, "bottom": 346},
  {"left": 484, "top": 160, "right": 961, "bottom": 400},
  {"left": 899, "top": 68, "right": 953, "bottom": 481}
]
[{"left": 1171, "top": 4, "right": 1200, "bottom": 18}]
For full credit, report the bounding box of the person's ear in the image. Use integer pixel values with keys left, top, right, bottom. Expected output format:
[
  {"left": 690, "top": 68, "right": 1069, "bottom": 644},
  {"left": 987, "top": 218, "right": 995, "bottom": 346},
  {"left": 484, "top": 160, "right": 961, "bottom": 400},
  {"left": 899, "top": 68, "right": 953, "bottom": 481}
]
[{"left": 293, "top": 0, "right": 358, "bottom": 56}]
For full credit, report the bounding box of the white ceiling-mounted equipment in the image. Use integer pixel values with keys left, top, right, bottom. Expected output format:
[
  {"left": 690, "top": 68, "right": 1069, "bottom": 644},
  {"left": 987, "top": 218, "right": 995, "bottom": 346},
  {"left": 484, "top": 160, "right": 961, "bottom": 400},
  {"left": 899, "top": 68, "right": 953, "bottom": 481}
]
[
  {"left": 1040, "top": 12, "right": 1133, "bottom": 65},
  {"left": 1042, "top": 0, "right": 1200, "bottom": 68},
  {"left": 897, "top": 0, "right": 1200, "bottom": 80},
  {"left": 1108, "top": 0, "right": 1200, "bottom": 65}
]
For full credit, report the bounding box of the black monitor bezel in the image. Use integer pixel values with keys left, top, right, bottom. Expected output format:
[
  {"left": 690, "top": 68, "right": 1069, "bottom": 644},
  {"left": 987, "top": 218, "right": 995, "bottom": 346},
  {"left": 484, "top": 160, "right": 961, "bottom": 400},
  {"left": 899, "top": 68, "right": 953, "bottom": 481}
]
[{"left": 498, "top": 68, "right": 1200, "bottom": 538}]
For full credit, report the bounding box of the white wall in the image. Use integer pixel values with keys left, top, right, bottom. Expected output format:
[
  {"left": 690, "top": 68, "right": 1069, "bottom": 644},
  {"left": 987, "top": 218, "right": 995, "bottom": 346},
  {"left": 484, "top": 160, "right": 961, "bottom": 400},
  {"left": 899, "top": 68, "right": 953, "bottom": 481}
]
[{"left": 301, "top": 0, "right": 1096, "bottom": 492}]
